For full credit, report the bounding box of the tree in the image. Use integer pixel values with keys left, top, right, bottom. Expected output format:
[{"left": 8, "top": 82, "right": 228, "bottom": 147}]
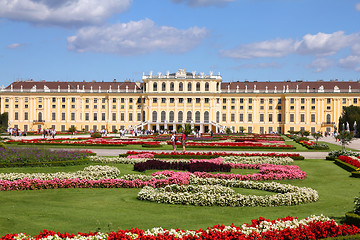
[
  {"left": 68, "top": 126, "right": 76, "bottom": 134},
  {"left": 338, "top": 105, "right": 360, "bottom": 137},
  {"left": 179, "top": 124, "right": 193, "bottom": 136},
  {"left": 336, "top": 131, "right": 354, "bottom": 150},
  {"left": 299, "top": 129, "right": 310, "bottom": 137},
  {"left": 312, "top": 132, "right": 323, "bottom": 144},
  {"left": 225, "top": 127, "right": 232, "bottom": 134},
  {"left": 0, "top": 112, "right": 8, "bottom": 132}
]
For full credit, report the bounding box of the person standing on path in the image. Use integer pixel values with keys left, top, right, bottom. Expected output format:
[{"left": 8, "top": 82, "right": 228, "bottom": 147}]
[
  {"left": 181, "top": 132, "right": 186, "bottom": 152},
  {"left": 171, "top": 133, "right": 177, "bottom": 152}
]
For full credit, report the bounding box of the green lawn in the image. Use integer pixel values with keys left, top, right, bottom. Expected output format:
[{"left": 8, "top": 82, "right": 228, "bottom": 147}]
[{"left": 0, "top": 159, "right": 359, "bottom": 236}]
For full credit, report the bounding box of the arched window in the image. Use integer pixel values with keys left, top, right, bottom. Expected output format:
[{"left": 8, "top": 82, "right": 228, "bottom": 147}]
[
  {"left": 162, "top": 82, "right": 166, "bottom": 91},
  {"left": 178, "top": 111, "right": 183, "bottom": 122},
  {"left": 195, "top": 111, "right": 200, "bottom": 123},
  {"left": 196, "top": 82, "right": 201, "bottom": 91},
  {"left": 152, "top": 111, "right": 157, "bottom": 122},
  {"left": 326, "top": 114, "right": 331, "bottom": 124},
  {"left": 205, "top": 82, "right": 209, "bottom": 91},
  {"left": 188, "top": 82, "right": 192, "bottom": 91},
  {"left": 187, "top": 111, "right": 192, "bottom": 123},
  {"left": 204, "top": 111, "right": 209, "bottom": 123},
  {"left": 216, "top": 111, "right": 220, "bottom": 123},
  {"left": 38, "top": 112, "right": 43, "bottom": 121},
  {"left": 216, "top": 82, "right": 219, "bottom": 91},
  {"left": 170, "top": 82, "right": 174, "bottom": 91},
  {"left": 179, "top": 82, "right": 183, "bottom": 91},
  {"left": 161, "top": 111, "right": 166, "bottom": 122},
  {"left": 169, "top": 111, "right": 174, "bottom": 122},
  {"left": 153, "top": 82, "right": 157, "bottom": 91}
]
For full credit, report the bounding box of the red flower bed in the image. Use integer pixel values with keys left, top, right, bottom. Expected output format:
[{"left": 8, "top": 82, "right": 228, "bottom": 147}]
[
  {"left": 1, "top": 216, "right": 358, "bottom": 240},
  {"left": 338, "top": 155, "right": 360, "bottom": 168},
  {"left": 166, "top": 141, "right": 295, "bottom": 149}
]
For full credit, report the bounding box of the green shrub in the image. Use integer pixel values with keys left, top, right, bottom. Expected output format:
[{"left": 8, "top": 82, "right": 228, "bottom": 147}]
[
  {"left": 345, "top": 212, "right": 360, "bottom": 227},
  {"left": 308, "top": 143, "right": 329, "bottom": 150},
  {"left": 91, "top": 132, "right": 102, "bottom": 138},
  {"left": 0, "top": 142, "right": 6, "bottom": 149},
  {"left": 355, "top": 195, "right": 360, "bottom": 215}
]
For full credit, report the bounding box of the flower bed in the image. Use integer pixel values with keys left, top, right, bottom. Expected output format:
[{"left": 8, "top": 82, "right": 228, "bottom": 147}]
[
  {"left": 338, "top": 155, "right": 360, "bottom": 168},
  {"left": 166, "top": 141, "right": 295, "bottom": 149},
  {"left": 124, "top": 151, "right": 304, "bottom": 160},
  {"left": 0, "top": 165, "right": 121, "bottom": 181},
  {"left": 134, "top": 159, "right": 232, "bottom": 172},
  {"left": 137, "top": 177, "right": 318, "bottom": 207},
  {"left": 5, "top": 138, "right": 161, "bottom": 147},
  {"left": 2, "top": 215, "right": 358, "bottom": 240}
]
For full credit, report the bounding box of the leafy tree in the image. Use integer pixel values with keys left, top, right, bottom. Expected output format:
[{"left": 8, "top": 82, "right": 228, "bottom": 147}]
[
  {"left": 338, "top": 105, "right": 360, "bottom": 137},
  {"left": 178, "top": 124, "right": 193, "bottom": 136},
  {"left": 226, "top": 127, "right": 232, "bottom": 134},
  {"left": 0, "top": 112, "right": 8, "bottom": 132},
  {"left": 336, "top": 131, "right": 354, "bottom": 150},
  {"left": 113, "top": 129, "right": 118, "bottom": 134},
  {"left": 68, "top": 126, "right": 77, "bottom": 133},
  {"left": 299, "top": 129, "right": 310, "bottom": 137},
  {"left": 312, "top": 132, "right": 323, "bottom": 144},
  {"left": 239, "top": 126, "right": 244, "bottom": 133}
]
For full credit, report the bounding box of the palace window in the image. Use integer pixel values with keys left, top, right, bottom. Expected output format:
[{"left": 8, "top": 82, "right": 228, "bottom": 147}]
[
  {"left": 170, "top": 82, "right": 174, "bottom": 91},
  {"left": 178, "top": 111, "right": 183, "bottom": 122},
  {"left": 196, "top": 82, "right": 200, "bottom": 91},
  {"left": 179, "top": 82, "right": 183, "bottom": 91},
  {"left": 153, "top": 82, "right": 157, "bottom": 91},
  {"left": 162, "top": 82, "right": 166, "bottom": 91},
  {"left": 188, "top": 83, "right": 192, "bottom": 91},
  {"left": 205, "top": 82, "right": 209, "bottom": 91},
  {"left": 204, "top": 111, "right": 209, "bottom": 123}
]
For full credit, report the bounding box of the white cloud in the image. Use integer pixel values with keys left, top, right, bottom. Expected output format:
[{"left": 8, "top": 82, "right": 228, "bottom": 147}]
[
  {"left": 339, "top": 55, "right": 360, "bottom": 71},
  {"left": 231, "top": 62, "right": 282, "bottom": 70},
  {"left": 221, "top": 31, "right": 360, "bottom": 59},
  {"left": 172, "top": 0, "right": 235, "bottom": 7},
  {"left": 7, "top": 43, "right": 21, "bottom": 49},
  {"left": 306, "top": 58, "right": 335, "bottom": 72},
  {"left": 220, "top": 39, "right": 294, "bottom": 59},
  {"left": 295, "top": 31, "right": 359, "bottom": 56},
  {"left": 356, "top": 3, "right": 360, "bottom": 11},
  {"left": 351, "top": 43, "right": 360, "bottom": 56},
  {"left": 67, "top": 19, "right": 208, "bottom": 55},
  {"left": 0, "top": 0, "right": 132, "bottom": 27}
]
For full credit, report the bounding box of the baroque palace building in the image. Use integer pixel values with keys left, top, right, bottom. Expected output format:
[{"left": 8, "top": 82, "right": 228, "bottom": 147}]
[{"left": 1, "top": 69, "right": 360, "bottom": 134}]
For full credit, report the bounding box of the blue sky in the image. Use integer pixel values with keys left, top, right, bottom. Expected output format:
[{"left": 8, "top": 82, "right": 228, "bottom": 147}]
[{"left": 1, "top": 0, "right": 360, "bottom": 86}]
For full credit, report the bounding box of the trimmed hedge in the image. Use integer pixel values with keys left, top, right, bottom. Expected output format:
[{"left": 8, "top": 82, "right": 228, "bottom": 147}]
[
  {"left": 334, "top": 159, "right": 357, "bottom": 172},
  {"left": 0, "top": 158, "right": 90, "bottom": 168},
  {"left": 134, "top": 159, "right": 231, "bottom": 173},
  {"left": 345, "top": 212, "right": 360, "bottom": 227}
]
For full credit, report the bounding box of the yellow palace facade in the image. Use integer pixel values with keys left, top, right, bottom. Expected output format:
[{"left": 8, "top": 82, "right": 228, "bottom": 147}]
[{"left": 1, "top": 69, "right": 360, "bottom": 134}]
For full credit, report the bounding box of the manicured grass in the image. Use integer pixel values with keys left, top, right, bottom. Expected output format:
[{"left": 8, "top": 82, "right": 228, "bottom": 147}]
[{"left": 0, "top": 158, "right": 359, "bottom": 236}]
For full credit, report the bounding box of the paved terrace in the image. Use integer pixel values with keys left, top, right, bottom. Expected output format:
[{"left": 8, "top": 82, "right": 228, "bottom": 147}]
[{"left": 2, "top": 134, "right": 360, "bottom": 159}]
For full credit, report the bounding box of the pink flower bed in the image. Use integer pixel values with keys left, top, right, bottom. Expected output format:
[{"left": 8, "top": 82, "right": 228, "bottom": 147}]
[
  {"left": 0, "top": 172, "right": 190, "bottom": 191},
  {"left": 126, "top": 151, "right": 302, "bottom": 158},
  {"left": 0, "top": 162, "right": 306, "bottom": 191},
  {"left": 127, "top": 153, "right": 155, "bottom": 159}
]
